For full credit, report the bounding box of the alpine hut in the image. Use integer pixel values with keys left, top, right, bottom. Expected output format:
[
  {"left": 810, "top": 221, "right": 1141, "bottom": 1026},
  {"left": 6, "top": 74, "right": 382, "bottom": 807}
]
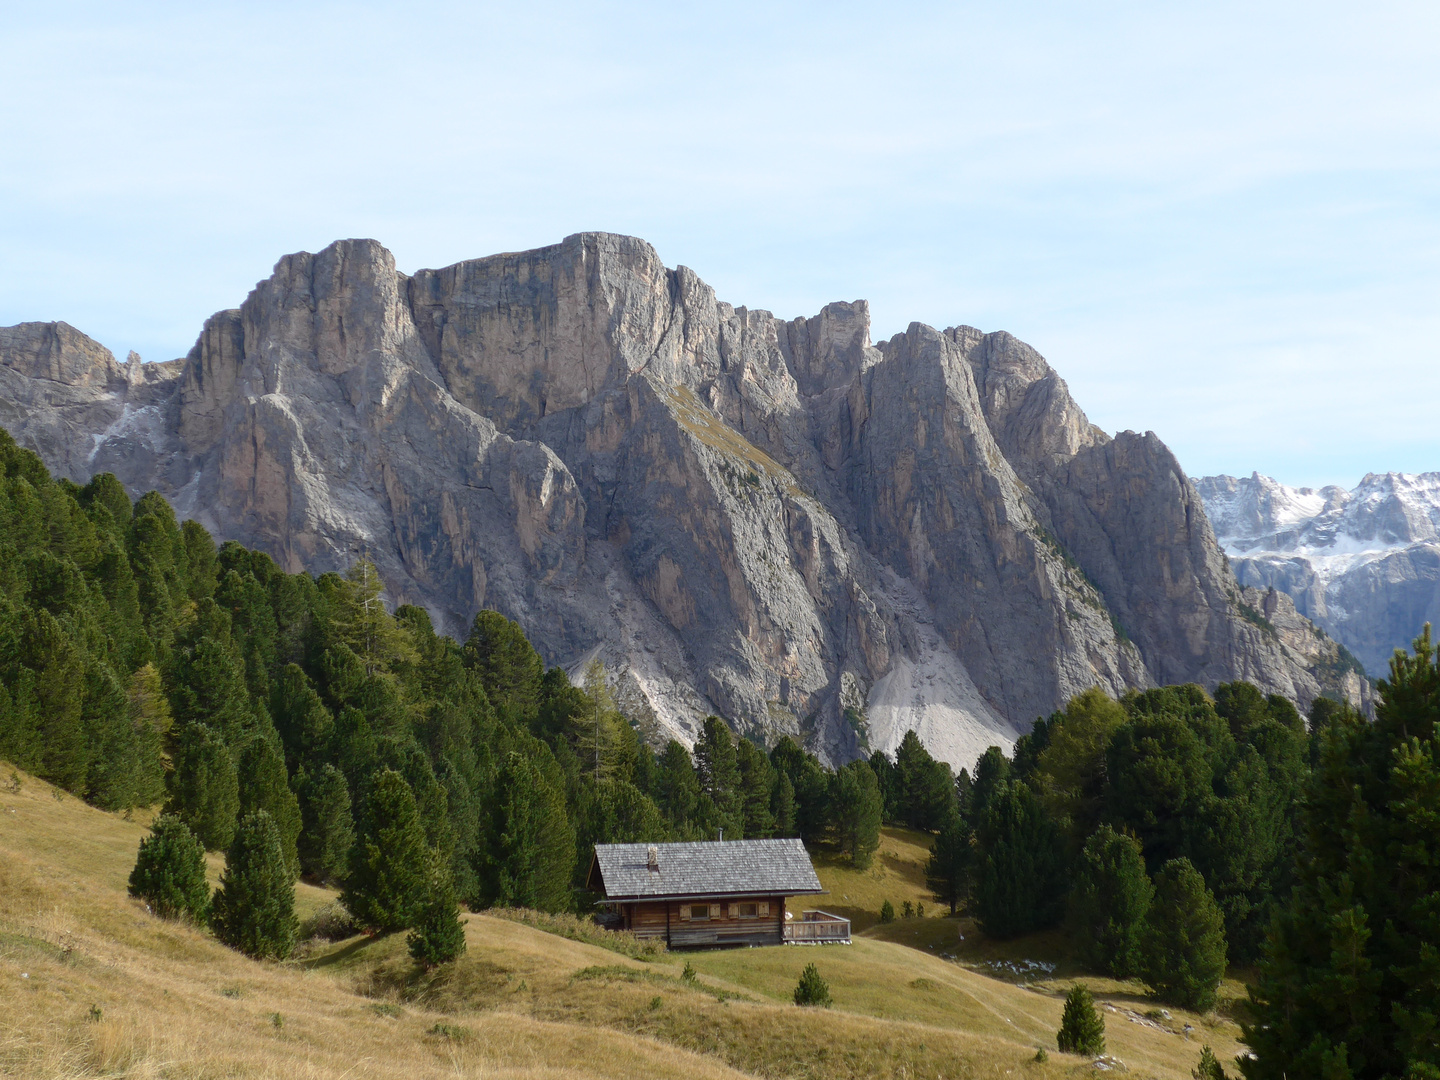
[{"left": 588, "top": 838, "right": 845, "bottom": 947}]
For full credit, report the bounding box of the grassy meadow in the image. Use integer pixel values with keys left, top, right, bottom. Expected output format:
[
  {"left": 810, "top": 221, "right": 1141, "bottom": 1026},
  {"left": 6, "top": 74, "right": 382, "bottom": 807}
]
[{"left": 0, "top": 767, "right": 1247, "bottom": 1079}]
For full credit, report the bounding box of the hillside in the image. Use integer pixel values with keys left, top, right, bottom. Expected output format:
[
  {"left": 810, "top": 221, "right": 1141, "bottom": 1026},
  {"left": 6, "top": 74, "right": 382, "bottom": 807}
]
[
  {"left": 0, "top": 773, "right": 1246, "bottom": 1080},
  {"left": 0, "top": 235, "right": 1367, "bottom": 767}
]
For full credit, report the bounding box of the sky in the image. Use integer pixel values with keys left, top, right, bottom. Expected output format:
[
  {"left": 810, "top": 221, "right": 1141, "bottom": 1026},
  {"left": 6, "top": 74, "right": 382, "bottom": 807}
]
[{"left": 3, "top": 1, "right": 1438, "bottom": 489}]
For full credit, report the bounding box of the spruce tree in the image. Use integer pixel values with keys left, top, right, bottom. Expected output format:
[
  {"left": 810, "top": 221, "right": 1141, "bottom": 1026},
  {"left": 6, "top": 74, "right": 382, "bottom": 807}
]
[
  {"left": 343, "top": 768, "right": 431, "bottom": 932},
  {"left": 1241, "top": 627, "right": 1440, "bottom": 1079},
  {"left": 793, "top": 962, "right": 832, "bottom": 1007},
  {"left": 1140, "top": 857, "right": 1227, "bottom": 1010},
  {"left": 167, "top": 724, "right": 240, "bottom": 850},
  {"left": 212, "top": 810, "right": 298, "bottom": 960},
  {"left": 693, "top": 716, "right": 742, "bottom": 837},
  {"left": 831, "top": 759, "right": 882, "bottom": 868},
  {"left": 972, "top": 781, "right": 1067, "bottom": 939},
  {"left": 479, "top": 752, "right": 575, "bottom": 912},
  {"left": 924, "top": 811, "right": 973, "bottom": 914},
  {"left": 736, "top": 737, "right": 777, "bottom": 838},
  {"left": 407, "top": 853, "right": 467, "bottom": 967},
  {"left": 894, "top": 730, "right": 958, "bottom": 830},
  {"left": 237, "top": 736, "right": 302, "bottom": 878},
  {"left": 128, "top": 813, "right": 211, "bottom": 923},
  {"left": 655, "top": 739, "right": 700, "bottom": 829},
  {"left": 1194, "top": 1046, "right": 1229, "bottom": 1080},
  {"left": 298, "top": 763, "right": 355, "bottom": 884},
  {"left": 1069, "top": 825, "right": 1154, "bottom": 978},
  {"left": 1056, "top": 984, "right": 1105, "bottom": 1055},
  {"left": 462, "top": 610, "right": 543, "bottom": 719},
  {"left": 771, "top": 769, "right": 797, "bottom": 837}
]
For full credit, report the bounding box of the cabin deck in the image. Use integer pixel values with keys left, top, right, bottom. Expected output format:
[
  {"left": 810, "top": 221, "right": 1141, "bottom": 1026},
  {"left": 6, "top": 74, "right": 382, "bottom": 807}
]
[{"left": 784, "top": 910, "right": 852, "bottom": 945}]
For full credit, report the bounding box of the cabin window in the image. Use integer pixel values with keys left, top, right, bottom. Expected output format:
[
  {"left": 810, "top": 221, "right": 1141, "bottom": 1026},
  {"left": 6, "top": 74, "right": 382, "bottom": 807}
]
[
  {"left": 685, "top": 904, "right": 710, "bottom": 921},
  {"left": 736, "top": 902, "right": 759, "bottom": 919}
]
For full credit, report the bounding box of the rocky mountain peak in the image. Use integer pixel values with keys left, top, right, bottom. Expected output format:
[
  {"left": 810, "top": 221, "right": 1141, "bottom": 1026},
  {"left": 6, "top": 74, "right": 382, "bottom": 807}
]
[{"left": 1, "top": 234, "right": 1370, "bottom": 765}]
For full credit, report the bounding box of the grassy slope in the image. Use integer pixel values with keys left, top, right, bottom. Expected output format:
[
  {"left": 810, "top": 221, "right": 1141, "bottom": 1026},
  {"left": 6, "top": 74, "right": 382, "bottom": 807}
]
[{"left": 0, "top": 775, "right": 1246, "bottom": 1079}]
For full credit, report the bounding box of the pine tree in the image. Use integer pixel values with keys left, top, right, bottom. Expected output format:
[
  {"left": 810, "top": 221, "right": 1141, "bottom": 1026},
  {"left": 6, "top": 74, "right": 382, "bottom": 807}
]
[
  {"left": 128, "top": 813, "right": 211, "bottom": 923},
  {"left": 407, "top": 853, "right": 467, "bottom": 967},
  {"left": 297, "top": 763, "right": 354, "bottom": 884},
  {"left": 655, "top": 740, "right": 700, "bottom": 829},
  {"left": 1056, "top": 984, "right": 1106, "bottom": 1055},
  {"left": 1069, "top": 825, "right": 1154, "bottom": 978},
  {"left": 771, "top": 769, "right": 797, "bottom": 837},
  {"left": 880, "top": 899, "right": 895, "bottom": 923},
  {"left": 831, "top": 759, "right": 882, "bottom": 868},
  {"left": 167, "top": 724, "right": 240, "bottom": 850},
  {"left": 212, "top": 810, "right": 298, "bottom": 960},
  {"left": 693, "top": 716, "right": 742, "bottom": 837},
  {"left": 1140, "top": 857, "right": 1227, "bottom": 1010},
  {"left": 1194, "top": 1045, "right": 1229, "bottom": 1080},
  {"left": 1034, "top": 687, "right": 1127, "bottom": 845},
  {"left": 973, "top": 781, "right": 1067, "bottom": 939},
  {"left": 343, "top": 768, "right": 431, "bottom": 932},
  {"left": 237, "top": 736, "right": 301, "bottom": 878},
  {"left": 479, "top": 752, "right": 575, "bottom": 912},
  {"left": 736, "top": 737, "right": 777, "bottom": 838},
  {"left": 894, "top": 730, "right": 958, "bottom": 830},
  {"left": 462, "top": 610, "right": 543, "bottom": 720},
  {"left": 331, "top": 559, "right": 417, "bottom": 677},
  {"left": 924, "top": 811, "right": 973, "bottom": 914},
  {"left": 1241, "top": 627, "right": 1440, "bottom": 1079},
  {"left": 573, "top": 658, "right": 627, "bottom": 783},
  {"left": 793, "top": 962, "right": 832, "bottom": 1007}
]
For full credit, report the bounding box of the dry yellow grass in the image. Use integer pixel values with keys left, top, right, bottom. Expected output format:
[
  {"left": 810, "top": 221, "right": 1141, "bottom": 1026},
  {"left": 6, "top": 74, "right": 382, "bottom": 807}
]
[{"left": 0, "top": 769, "right": 1248, "bottom": 1079}]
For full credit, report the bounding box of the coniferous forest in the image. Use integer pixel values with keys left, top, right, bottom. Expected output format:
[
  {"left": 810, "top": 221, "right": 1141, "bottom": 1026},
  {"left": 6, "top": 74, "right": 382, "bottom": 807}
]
[{"left": 1, "top": 424, "right": 1436, "bottom": 1077}]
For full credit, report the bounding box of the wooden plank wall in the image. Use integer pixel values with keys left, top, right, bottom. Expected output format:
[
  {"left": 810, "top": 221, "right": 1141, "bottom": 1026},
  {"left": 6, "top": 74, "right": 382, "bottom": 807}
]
[{"left": 624, "top": 897, "right": 787, "bottom": 946}]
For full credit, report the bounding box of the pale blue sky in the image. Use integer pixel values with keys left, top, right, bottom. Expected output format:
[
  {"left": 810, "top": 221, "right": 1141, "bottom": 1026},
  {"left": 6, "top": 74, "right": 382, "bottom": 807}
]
[{"left": 3, "top": 1, "right": 1437, "bottom": 488}]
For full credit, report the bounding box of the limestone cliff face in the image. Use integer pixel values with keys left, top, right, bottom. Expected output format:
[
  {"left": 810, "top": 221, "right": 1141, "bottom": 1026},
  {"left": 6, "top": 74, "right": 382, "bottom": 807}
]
[{"left": 0, "top": 233, "right": 1368, "bottom": 766}]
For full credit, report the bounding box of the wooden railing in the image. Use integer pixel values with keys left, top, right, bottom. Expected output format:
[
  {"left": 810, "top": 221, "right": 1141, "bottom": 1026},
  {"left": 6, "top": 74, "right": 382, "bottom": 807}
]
[{"left": 784, "top": 910, "right": 851, "bottom": 944}]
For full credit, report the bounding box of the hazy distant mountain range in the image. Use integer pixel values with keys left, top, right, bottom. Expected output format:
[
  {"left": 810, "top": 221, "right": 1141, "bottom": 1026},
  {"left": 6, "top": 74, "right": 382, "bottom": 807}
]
[
  {"left": 0, "top": 234, "right": 1369, "bottom": 766},
  {"left": 1196, "top": 471, "right": 1440, "bottom": 677}
]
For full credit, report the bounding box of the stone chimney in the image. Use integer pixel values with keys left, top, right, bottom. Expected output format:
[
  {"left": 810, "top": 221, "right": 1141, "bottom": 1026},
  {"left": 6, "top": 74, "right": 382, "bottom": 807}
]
[{"left": 646, "top": 845, "right": 659, "bottom": 873}]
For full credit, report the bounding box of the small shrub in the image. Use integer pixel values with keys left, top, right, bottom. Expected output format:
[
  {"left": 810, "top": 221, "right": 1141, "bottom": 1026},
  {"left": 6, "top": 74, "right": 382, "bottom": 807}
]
[
  {"left": 1033, "top": 1048, "right": 1049, "bottom": 1063},
  {"left": 88, "top": 1005, "right": 103, "bottom": 1023},
  {"left": 270, "top": 1012, "right": 284, "bottom": 1029},
  {"left": 648, "top": 995, "right": 663, "bottom": 1011},
  {"left": 4, "top": 769, "right": 20, "bottom": 793},
  {"left": 128, "top": 813, "right": 211, "bottom": 924},
  {"left": 681, "top": 961, "right": 697, "bottom": 984},
  {"left": 902, "top": 900, "right": 914, "bottom": 919},
  {"left": 794, "top": 962, "right": 832, "bottom": 1007},
  {"left": 1193, "top": 1045, "right": 1229, "bottom": 1080},
  {"left": 916, "top": 902, "right": 925, "bottom": 918},
  {"left": 428, "top": 1022, "right": 469, "bottom": 1041},
  {"left": 880, "top": 899, "right": 895, "bottom": 923},
  {"left": 299, "top": 900, "right": 356, "bottom": 941},
  {"left": 1056, "top": 984, "right": 1105, "bottom": 1056}
]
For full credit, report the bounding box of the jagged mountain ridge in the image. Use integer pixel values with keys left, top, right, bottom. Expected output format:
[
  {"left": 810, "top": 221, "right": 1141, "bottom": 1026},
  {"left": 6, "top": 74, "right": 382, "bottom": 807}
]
[
  {"left": 0, "top": 234, "right": 1368, "bottom": 766},
  {"left": 1197, "top": 470, "right": 1440, "bottom": 676}
]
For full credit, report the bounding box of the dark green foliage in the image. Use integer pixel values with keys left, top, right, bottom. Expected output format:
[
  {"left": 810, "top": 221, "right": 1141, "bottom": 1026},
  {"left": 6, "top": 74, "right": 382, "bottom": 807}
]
[
  {"left": 972, "top": 781, "right": 1067, "bottom": 939},
  {"left": 1056, "top": 984, "right": 1105, "bottom": 1055},
  {"left": 969, "top": 745, "right": 1012, "bottom": 819},
  {"left": 1241, "top": 627, "right": 1440, "bottom": 1080},
  {"left": 128, "top": 813, "right": 211, "bottom": 923},
  {"left": 894, "top": 729, "right": 958, "bottom": 830},
  {"left": 297, "top": 763, "right": 354, "bottom": 884},
  {"left": 478, "top": 752, "right": 575, "bottom": 912},
  {"left": 736, "top": 737, "right": 776, "bottom": 838},
  {"left": 212, "top": 810, "right": 298, "bottom": 960},
  {"left": 1069, "top": 825, "right": 1154, "bottom": 978},
  {"left": 408, "top": 854, "right": 467, "bottom": 967},
  {"left": 771, "top": 769, "right": 796, "bottom": 838},
  {"left": 167, "top": 724, "right": 240, "bottom": 850},
  {"left": 654, "top": 739, "right": 701, "bottom": 829},
  {"left": 1140, "top": 858, "right": 1227, "bottom": 1010},
  {"left": 831, "top": 759, "right": 882, "bottom": 868},
  {"left": 343, "top": 768, "right": 432, "bottom": 932},
  {"left": 879, "top": 899, "right": 894, "bottom": 923},
  {"left": 462, "top": 610, "right": 543, "bottom": 719},
  {"left": 694, "top": 715, "right": 742, "bottom": 837},
  {"left": 924, "top": 812, "right": 973, "bottom": 914},
  {"left": 793, "top": 962, "right": 832, "bottom": 1007},
  {"left": 238, "top": 735, "right": 301, "bottom": 877},
  {"left": 770, "top": 736, "right": 831, "bottom": 844},
  {"left": 1194, "top": 1046, "right": 1229, "bottom": 1080}
]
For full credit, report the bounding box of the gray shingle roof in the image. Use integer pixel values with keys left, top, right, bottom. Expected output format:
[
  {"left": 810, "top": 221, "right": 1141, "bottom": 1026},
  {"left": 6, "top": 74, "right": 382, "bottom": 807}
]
[{"left": 590, "top": 838, "right": 823, "bottom": 900}]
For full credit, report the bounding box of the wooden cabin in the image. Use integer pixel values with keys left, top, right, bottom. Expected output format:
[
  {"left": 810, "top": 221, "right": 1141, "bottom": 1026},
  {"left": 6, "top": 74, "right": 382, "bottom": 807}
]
[{"left": 587, "top": 838, "right": 845, "bottom": 948}]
